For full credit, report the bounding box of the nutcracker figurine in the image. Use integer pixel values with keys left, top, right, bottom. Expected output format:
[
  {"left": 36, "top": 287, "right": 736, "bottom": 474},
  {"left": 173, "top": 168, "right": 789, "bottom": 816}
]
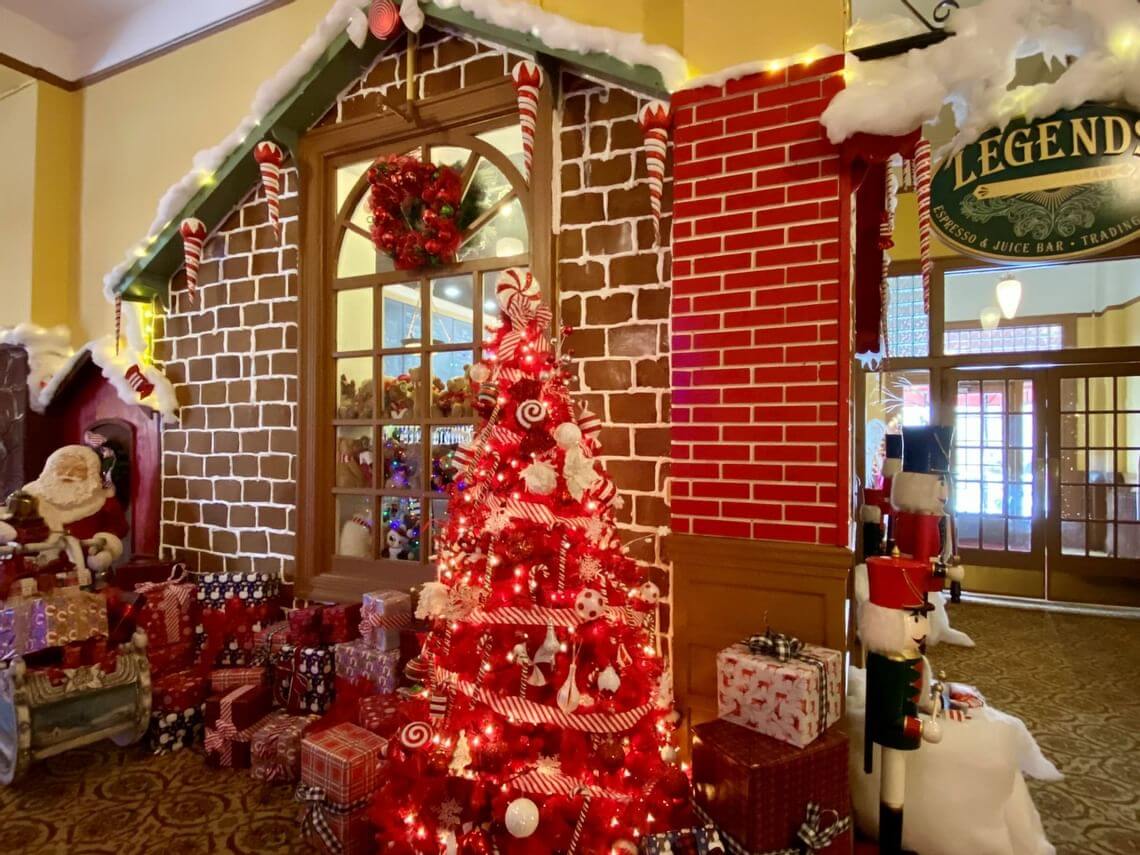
[
  {"left": 891, "top": 426, "right": 963, "bottom": 599},
  {"left": 860, "top": 552, "right": 944, "bottom": 855}
]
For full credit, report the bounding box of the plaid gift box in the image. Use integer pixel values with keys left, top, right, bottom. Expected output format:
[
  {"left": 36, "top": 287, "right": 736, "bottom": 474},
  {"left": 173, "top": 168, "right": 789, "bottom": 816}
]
[
  {"left": 251, "top": 710, "right": 319, "bottom": 784},
  {"left": 210, "top": 666, "right": 268, "bottom": 693},
  {"left": 359, "top": 590, "right": 411, "bottom": 650},
  {"left": 147, "top": 704, "right": 204, "bottom": 755},
  {"left": 43, "top": 589, "right": 108, "bottom": 647},
  {"left": 253, "top": 620, "right": 291, "bottom": 663},
  {"left": 136, "top": 577, "right": 196, "bottom": 647},
  {"left": 196, "top": 572, "right": 279, "bottom": 609},
  {"left": 287, "top": 606, "right": 323, "bottom": 647},
  {"left": 153, "top": 669, "right": 210, "bottom": 711},
  {"left": 296, "top": 788, "right": 373, "bottom": 855},
  {"left": 148, "top": 640, "right": 194, "bottom": 678},
  {"left": 205, "top": 683, "right": 273, "bottom": 733},
  {"left": 320, "top": 604, "right": 362, "bottom": 645},
  {"left": 0, "top": 597, "right": 50, "bottom": 659},
  {"left": 301, "top": 722, "right": 386, "bottom": 805},
  {"left": 290, "top": 646, "right": 336, "bottom": 715},
  {"left": 717, "top": 641, "right": 842, "bottom": 748},
  {"left": 641, "top": 826, "right": 727, "bottom": 854},
  {"left": 356, "top": 694, "right": 403, "bottom": 738},
  {"left": 334, "top": 639, "right": 399, "bottom": 695},
  {"left": 692, "top": 720, "right": 851, "bottom": 855}
]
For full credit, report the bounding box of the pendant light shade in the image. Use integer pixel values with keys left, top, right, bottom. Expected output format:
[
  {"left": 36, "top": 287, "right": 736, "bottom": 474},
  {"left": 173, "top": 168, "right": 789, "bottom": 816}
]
[
  {"left": 980, "top": 306, "right": 1001, "bottom": 330},
  {"left": 995, "top": 273, "right": 1022, "bottom": 319}
]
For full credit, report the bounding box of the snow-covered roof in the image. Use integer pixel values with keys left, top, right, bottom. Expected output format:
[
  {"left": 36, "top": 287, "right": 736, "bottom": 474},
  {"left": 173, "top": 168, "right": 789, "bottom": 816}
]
[
  {"left": 823, "top": 0, "right": 1140, "bottom": 156},
  {"left": 102, "top": 0, "right": 686, "bottom": 305}
]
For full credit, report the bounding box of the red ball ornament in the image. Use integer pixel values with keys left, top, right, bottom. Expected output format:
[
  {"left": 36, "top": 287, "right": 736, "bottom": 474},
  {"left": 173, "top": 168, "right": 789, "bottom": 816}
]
[
  {"left": 595, "top": 738, "right": 625, "bottom": 771},
  {"left": 657, "top": 764, "right": 690, "bottom": 798}
]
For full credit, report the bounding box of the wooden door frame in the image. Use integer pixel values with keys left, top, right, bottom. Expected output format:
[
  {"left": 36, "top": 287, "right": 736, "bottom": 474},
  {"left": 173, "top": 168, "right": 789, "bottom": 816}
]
[{"left": 296, "top": 76, "right": 556, "bottom": 601}]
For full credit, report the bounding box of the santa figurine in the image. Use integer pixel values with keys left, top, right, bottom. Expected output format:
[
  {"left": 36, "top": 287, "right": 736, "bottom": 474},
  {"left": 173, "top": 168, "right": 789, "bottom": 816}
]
[
  {"left": 22, "top": 442, "right": 129, "bottom": 574},
  {"left": 860, "top": 552, "right": 944, "bottom": 855}
]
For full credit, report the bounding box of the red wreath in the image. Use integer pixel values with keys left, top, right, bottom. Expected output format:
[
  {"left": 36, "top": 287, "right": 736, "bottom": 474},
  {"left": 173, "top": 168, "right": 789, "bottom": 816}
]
[{"left": 368, "top": 153, "right": 463, "bottom": 270}]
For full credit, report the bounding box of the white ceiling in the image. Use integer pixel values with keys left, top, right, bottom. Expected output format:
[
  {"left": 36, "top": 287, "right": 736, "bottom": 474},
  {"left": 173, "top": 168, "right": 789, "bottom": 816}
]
[{"left": 0, "top": 0, "right": 276, "bottom": 82}]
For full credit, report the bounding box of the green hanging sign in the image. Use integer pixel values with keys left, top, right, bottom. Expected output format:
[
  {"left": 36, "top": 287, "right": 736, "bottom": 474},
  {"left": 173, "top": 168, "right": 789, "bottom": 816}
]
[{"left": 930, "top": 104, "right": 1140, "bottom": 262}]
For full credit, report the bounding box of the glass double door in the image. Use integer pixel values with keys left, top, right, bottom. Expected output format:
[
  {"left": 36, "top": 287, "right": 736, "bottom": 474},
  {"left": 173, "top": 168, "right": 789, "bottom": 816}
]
[{"left": 942, "top": 366, "right": 1140, "bottom": 606}]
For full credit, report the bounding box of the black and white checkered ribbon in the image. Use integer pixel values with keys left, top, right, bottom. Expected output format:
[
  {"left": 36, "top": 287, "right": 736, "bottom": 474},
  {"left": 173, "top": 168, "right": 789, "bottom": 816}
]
[
  {"left": 743, "top": 630, "right": 829, "bottom": 735},
  {"left": 295, "top": 785, "right": 369, "bottom": 854},
  {"left": 693, "top": 801, "right": 850, "bottom": 854}
]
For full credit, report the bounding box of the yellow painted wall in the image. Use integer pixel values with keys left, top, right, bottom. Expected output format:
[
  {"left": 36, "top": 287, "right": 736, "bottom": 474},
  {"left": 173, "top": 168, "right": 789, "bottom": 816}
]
[
  {"left": 0, "top": 82, "right": 37, "bottom": 328},
  {"left": 3, "top": 0, "right": 844, "bottom": 341},
  {"left": 891, "top": 192, "right": 959, "bottom": 262}
]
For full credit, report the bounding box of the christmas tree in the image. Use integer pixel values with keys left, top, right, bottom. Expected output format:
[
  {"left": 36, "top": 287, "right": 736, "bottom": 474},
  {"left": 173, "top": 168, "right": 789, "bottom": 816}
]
[{"left": 371, "top": 269, "right": 688, "bottom": 854}]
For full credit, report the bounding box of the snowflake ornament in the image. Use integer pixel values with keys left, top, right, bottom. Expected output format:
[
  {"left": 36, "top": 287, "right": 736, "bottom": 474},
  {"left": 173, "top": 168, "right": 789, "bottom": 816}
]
[
  {"left": 485, "top": 507, "right": 512, "bottom": 534},
  {"left": 577, "top": 555, "right": 603, "bottom": 582},
  {"left": 534, "top": 755, "right": 561, "bottom": 776},
  {"left": 437, "top": 798, "right": 463, "bottom": 828}
]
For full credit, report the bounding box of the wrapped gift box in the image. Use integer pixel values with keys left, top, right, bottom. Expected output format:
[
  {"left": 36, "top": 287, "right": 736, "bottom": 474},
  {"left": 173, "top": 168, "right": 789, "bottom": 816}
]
[
  {"left": 250, "top": 710, "right": 319, "bottom": 784},
  {"left": 287, "top": 606, "right": 323, "bottom": 647},
  {"left": 44, "top": 589, "right": 108, "bottom": 647},
  {"left": 299, "top": 797, "right": 373, "bottom": 855},
  {"left": 334, "top": 639, "right": 399, "bottom": 695},
  {"left": 205, "top": 683, "right": 273, "bottom": 734},
  {"left": 153, "top": 669, "right": 210, "bottom": 711},
  {"left": 360, "top": 590, "right": 411, "bottom": 650},
  {"left": 692, "top": 719, "right": 851, "bottom": 855},
  {"left": 147, "top": 704, "right": 204, "bottom": 755},
  {"left": 136, "top": 577, "right": 196, "bottom": 648},
  {"left": 253, "top": 620, "right": 291, "bottom": 663},
  {"left": 205, "top": 719, "right": 263, "bottom": 769},
  {"left": 1, "top": 597, "right": 50, "bottom": 659},
  {"left": 148, "top": 641, "right": 194, "bottom": 678},
  {"left": 210, "top": 666, "right": 267, "bottom": 693},
  {"left": 717, "top": 641, "right": 842, "bottom": 748},
  {"left": 320, "top": 603, "right": 362, "bottom": 645},
  {"left": 301, "top": 721, "right": 386, "bottom": 806},
  {"left": 113, "top": 555, "right": 182, "bottom": 588},
  {"left": 196, "top": 572, "right": 279, "bottom": 608},
  {"left": 289, "top": 646, "right": 336, "bottom": 715},
  {"left": 642, "top": 826, "right": 727, "bottom": 854},
  {"left": 357, "top": 694, "right": 403, "bottom": 738}
]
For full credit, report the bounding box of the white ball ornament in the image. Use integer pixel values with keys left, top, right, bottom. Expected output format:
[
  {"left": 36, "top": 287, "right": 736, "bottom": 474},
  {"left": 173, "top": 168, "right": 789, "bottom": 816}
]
[
  {"left": 505, "top": 797, "right": 540, "bottom": 838},
  {"left": 554, "top": 421, "right": 582, "bottom": 449},
  {"left": 574, "top": 588, "right": 605, "bottom": 621},
  {"left": 470, "top": 363, "right": 491, "bottom": 384},
  {"left": 661, "top": 744, "right": 679, "bottom": 762},
  {"left": 637, "top": 581, "right": 661, "bottom": 605}
]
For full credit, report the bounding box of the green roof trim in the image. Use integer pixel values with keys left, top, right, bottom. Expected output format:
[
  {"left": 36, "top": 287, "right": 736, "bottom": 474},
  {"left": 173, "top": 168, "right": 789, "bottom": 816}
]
[{"left": 113, "top": 10, "right": 670, "bottom": 303}]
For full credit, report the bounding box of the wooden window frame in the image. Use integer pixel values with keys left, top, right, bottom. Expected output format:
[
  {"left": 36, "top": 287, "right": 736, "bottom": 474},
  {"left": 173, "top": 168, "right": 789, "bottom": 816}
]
[{"left": 296, "top": 76, "right": 554, "bottom": 601}]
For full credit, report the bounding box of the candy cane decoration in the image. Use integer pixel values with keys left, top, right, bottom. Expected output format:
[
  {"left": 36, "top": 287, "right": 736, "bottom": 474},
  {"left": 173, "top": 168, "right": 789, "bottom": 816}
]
[
  {"left": 568, "top": 793, "right": 591, "bottom": 855},
  {"left": 254, "top": 141, "right": 286, "bottom": 241},
  {"left": 114, "top": 297, "right": 122, "bottom": 355},
  {"left": 576, "top": 405, "right": 602, "bottom": 446},
  {"left": 557, "top": 537, "right": 569, "bottom": 591},
  {"left": 368, "top": 0, "right": 402, "bottom": 38},
  {"left": 638, "top": 101, "right": 672, "bottom": 245},
  {"left": 511, "top": 61, "right": 543, "bottom": 182},
  {"left": 913, "top": 138, "right": 934, "bottom": 314},
  {"left": 880, "top": 168, "right": 898, "bottom": 357},
  {"left": 179, "top": 218, "right": 208, "bottom": 304}
]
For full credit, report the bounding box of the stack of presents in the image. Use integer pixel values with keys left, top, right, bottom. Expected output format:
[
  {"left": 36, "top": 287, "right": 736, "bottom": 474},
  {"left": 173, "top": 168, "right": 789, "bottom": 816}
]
[
  {"left": 115, "top": 560, "right": 417, "bottom": 851},
  {"left": 675, "top": 631, "right": 851, "bottom": 855}
]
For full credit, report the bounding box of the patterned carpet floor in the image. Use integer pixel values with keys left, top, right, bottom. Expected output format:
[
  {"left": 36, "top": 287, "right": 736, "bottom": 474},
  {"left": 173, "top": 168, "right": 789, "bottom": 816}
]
[
  {"left": 0, "top": 603, "right": 1136, "bottom": 854},
  {"left": 931, "top": 602, "right": 1140, "bottom": 855}
]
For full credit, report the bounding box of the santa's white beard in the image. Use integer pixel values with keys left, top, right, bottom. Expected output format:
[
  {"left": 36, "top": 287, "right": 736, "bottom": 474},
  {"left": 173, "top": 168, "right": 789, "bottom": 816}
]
[{"left": 25, "top": 475, "right": 110, "bottom": 528}]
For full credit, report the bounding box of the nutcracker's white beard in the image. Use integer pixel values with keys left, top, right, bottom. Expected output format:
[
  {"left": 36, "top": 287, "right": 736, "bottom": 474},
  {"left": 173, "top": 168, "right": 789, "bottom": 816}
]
[
  {"left": 24, "top": 446, "right": 111, "bottom": 528},
  {"left": 858, "top": 601, "right": 912, "bottom": 656}
]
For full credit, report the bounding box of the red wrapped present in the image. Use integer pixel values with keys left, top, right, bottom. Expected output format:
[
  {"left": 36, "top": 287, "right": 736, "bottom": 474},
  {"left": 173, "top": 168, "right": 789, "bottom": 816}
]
[
  {"left": 250, "top": 710, "right": 318, "bottom": 784},
  {"left": 288, "top": 605, "right": 323, "bottom": 647},
  {"left": 356, "top": 694, "right": 403, "bottom": 738},
  {"left": 153, "top": 668, "right": 210, "bottom": 712},
  {"left": 253, "top": 620, "right": 291, "bottom": 663},
  {"left": 136, "top": 574, "right": 196, "bottom": 648},
  {"left": 205, "top": 718, "right": 263, "bottom": 769},
  {"left": 297, "top": 786, "right": 373, "bottom": 855},
  {"left": 197, "top": 598, "right": 283, "bottom": 668},
  {"left": 692, "top": 719, "right": 851, "bottom": 855},
  {"left": 113, "top": 555, "right": 183, "bottom": 588},
  {"left": 210, "top": 666, "right": 268, "bottom": 693},
  {"left": 320, "top": 603, "right": 362, "bottom": 645},
  {"left": 205, "top": 683, "right": 273, "bottom": 734},
  {"left": 301, "top": 722, "right": 386, "bottom": 806},
  {"left": 60, "top": 637, "right": 109, "bottom": 669},
  {"left": 148, "top": 640, "right": 194, "bottom": 678}
]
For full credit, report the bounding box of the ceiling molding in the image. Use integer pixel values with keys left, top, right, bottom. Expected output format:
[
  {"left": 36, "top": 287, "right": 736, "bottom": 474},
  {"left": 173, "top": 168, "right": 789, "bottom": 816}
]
[{"left": 0, "top": 0, "right": 293, "bottom": 90}]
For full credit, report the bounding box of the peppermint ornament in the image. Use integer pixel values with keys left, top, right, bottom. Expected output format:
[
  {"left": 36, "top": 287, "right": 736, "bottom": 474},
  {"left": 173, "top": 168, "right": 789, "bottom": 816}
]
[
  {"left": 368, "top": 0, "right": 402, "bottom": 38},
  {"left": 399, "top": 720, "right": 434, "bottom": 751},
  {"left": 516, "top": 399, "right": 548, "bottom": 430}
]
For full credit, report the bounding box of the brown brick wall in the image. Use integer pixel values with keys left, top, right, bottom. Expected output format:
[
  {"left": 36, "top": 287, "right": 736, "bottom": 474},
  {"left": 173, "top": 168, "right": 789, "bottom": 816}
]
[
  {"left": 557, "top": 74, "right": 673, "bottom": 634},
  {"left": 156, "top": 28, "right": 672, "bottom": 591}
]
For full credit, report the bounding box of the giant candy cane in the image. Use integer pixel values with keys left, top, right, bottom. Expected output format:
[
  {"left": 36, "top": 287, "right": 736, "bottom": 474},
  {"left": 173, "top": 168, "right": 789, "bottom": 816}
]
[
  {"left": 511, "top": 61, "right": 543, "bottom": 183},
  {"left": 179, "top": 218, "right": 208, "bottom": 305},
  {"left": 254, "top": 141, "right": 286, "bottom": 241},
  {"left": 913, "top": 138, "right": 934, "bottom": 314},
  {"left": 638, "top": 100, "right": 672, "bottom": 245}
]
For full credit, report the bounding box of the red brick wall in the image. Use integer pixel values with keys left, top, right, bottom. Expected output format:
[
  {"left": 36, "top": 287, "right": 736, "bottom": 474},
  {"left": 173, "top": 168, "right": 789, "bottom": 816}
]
[{"left": 668, "top": 56, "right": 850, "bottom": 547}]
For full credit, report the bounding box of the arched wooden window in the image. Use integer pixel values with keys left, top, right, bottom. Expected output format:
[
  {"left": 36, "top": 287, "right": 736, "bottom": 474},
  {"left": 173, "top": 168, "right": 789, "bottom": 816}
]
[{"left": 298, "top": 76, "right": 552, "bottom": 599}]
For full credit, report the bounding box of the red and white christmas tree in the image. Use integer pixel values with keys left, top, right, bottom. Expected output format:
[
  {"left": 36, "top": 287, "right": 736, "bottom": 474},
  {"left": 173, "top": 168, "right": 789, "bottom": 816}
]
[{"left": 371, "top": 269, "right": 688, "bottom": 854}]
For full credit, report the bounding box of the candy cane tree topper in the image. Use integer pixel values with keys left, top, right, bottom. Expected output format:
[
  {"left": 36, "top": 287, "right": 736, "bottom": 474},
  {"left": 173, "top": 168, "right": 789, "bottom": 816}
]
[
  {"left": 511, "top": 61, "right": 544, "bottom": 183},
  {"left": 638, "top": 101, "right": 672, "bottom": 244},
  {"left": 179, "top": 218, "right": 208, "bottom": 304},
  {"left": 253, "top": 141, "right": 286, "bottom": 241}
]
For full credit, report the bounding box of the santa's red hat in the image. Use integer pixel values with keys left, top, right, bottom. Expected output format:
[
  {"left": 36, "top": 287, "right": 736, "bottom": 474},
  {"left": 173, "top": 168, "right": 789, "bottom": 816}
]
[{"left": 866, "top": 554, "right": 933, "bottom": 611}]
